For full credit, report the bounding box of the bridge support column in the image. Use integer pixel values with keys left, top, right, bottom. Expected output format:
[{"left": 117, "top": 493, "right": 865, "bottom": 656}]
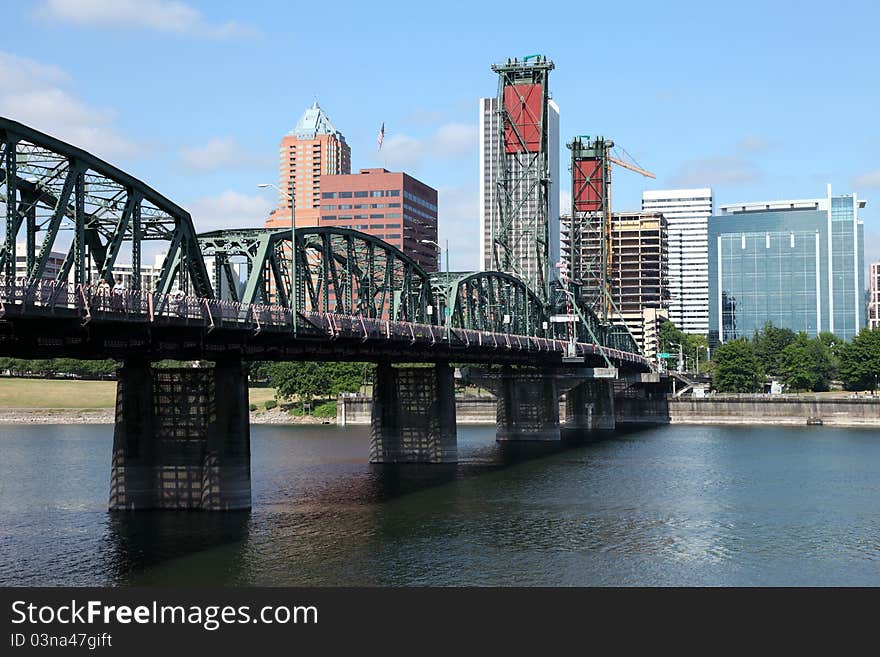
[
  {"left": 109, "top": 360, "right": 251, "bottom": 511},
  {"left": 564, "top": 380, "right": 616, "bottom": 431},
  {"left": 496, "top": 367, "right": 561, "bottom": 441},
  {"left": 369, "top": 362, "right": 457, "bottom": 463}
]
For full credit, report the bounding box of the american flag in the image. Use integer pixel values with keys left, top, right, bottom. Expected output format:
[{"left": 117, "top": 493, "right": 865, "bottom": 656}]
[{"left": 377, "top": 122, "right": 385, "bottom": 150}]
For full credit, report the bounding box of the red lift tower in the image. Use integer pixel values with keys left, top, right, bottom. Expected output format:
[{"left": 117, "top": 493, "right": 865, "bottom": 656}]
[{"left": 489, "top": 55, "right": 555, "bottom": 303}]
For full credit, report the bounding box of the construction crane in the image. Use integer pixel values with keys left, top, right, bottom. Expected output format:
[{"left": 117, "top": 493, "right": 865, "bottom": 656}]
[{"left": 567, "top": 136, "right": 655, "bottom": 324}]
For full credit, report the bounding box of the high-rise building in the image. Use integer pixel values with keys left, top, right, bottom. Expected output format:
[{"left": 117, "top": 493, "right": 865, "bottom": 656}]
[
  {"left": 708, "top": 185, "right": 866, "bottom": 346},
  {"left": 561, "top": 211, "right": 669, "bottom": 356},
  {"left": 318, "top": 168, "right": 438, "bottom": 272},
  {"left": 14, "top": 244, "right": 166, "bottom": 291},
  {"left": 266, "top": 101, "right": 351, "bottom": 229},
  {"left": 869, "top": 262, "right": 880, "bottom": 330},
  {"left": 641, "top": 188, "right": 712, "bottom": 335},
  {"left": 478, "top": 78, "right": 560, "bottom": 292}
]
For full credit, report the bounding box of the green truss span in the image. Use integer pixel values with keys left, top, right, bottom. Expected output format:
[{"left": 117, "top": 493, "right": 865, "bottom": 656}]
[{"left": 1, "top": 116, "right": 639, "bottom": 355}]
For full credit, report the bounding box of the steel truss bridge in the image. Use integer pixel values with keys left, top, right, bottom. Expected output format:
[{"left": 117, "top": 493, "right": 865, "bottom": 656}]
[{"left": 0, "top": 117, "right": 648, "bottom": 371}]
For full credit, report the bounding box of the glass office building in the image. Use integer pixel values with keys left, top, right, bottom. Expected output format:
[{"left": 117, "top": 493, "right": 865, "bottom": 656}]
[{"left": 708, "top": 186, "right": 865, "bottom": 347}]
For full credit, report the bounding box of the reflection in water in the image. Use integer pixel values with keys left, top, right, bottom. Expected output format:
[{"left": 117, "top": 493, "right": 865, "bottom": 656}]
[
  {"left": 1, "top": 423, "right": 880, "bottom": 586},
  {"left": 103, "top": 512, "right": 251, "bottom": 585}
]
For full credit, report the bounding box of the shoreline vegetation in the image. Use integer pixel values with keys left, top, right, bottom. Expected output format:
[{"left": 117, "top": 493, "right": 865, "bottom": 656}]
[{"left": 0, "top": 379, "right": 334, "bottom": 425}]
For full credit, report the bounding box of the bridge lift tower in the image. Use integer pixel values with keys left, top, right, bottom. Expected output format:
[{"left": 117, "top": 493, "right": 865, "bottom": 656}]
[
  {"left": 566, "top": 135, "right": 655, "bottom": 324},
  {"left": 490, "top": 55, "right": 555, "bottom": 304}
]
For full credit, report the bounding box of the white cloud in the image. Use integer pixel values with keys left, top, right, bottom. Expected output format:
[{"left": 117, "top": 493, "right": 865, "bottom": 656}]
[
  {"left": 437, "top": 183, "right": 480, "bottom": 271},
  {"left": 178, "top": 137, "right": 269, "bottom": 172},
  {"left": 32, "top": 0, "right": 257, "bottom": 39},
  {"left": 381, "top": 122, "right": 478, "bottom": 170},
  {"left": 736, "top": 135, "right": 771, "bottom": 153},
  {"left": 187, "top": 190, "right": 273, "bottom": 232},
  {"left": 0, "top": 51, "right": 144, "bottom": 160},
  {"left": 667, "top": 156, "right": 762, "bottom": 188},
  {"left": 854, "top": 169, "right": 880, "bottom": 188},
  {"left": 403, "top": 107, "right": 449, "bottom": 126}
]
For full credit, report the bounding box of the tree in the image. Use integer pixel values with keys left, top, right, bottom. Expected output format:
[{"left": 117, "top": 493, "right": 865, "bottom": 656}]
[
  {"left": 712, "top": 338, "right": 764, "bottom": 393},
  {"left": 752, "top": 322, "right": 797, "bottom": 378},
  {"left": 265, "top": 362, "right": 370, "bottom": 413},
  {"left": 658, "top": 320, "right": 709, "bottom": 371},
  {"left": 815, "top": 332, "right": 842, "bottom": 381},
  {"left": 838, "top": 328, "right": 880, "bottom": 391},
  {"left": 778, "top": 333, "right": 833, "bottom": 392}
]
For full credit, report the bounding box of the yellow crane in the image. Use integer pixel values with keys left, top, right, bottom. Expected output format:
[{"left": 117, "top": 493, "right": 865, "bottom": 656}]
[{"left": 600, "top": 144, "right": 655, "bottom": 319}]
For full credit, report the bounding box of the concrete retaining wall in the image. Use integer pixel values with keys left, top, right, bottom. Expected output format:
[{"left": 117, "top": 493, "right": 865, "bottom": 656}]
[
  {"left": 340, "top": 395, "right": 497, "bottom": 425},
  {"left": 668, "top": 395, "right": 880, "bottom": 427},
  {"left": 339, "top": 394, "right": 880, "bottom": 428},
  {"left": 338, "top": 395, "right": 667, "bottom": 426}
]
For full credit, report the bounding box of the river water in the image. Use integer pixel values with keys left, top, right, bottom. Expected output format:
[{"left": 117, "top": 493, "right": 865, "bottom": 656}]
[{"left": 0, "top": 423, "right": 878, "bottom": 586}]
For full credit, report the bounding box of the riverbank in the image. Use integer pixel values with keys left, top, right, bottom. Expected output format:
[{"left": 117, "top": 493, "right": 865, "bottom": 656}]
[
  {"left": 668, "top": 395, "right": 880, "bottom": 427},
  {"left": 0, "top": 407, "right": 333, "bottom": 425}
]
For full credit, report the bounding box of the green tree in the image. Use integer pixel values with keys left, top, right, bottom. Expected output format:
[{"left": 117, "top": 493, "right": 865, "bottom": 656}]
[
  {"left": 752, "top": 322, "right": 797, "bottom": 378},
  {"left": 713, "top": 338, "right": 764, "bottom": 393},
  {"left": 779, "top": 333, "right": 834, "bottom": 392},
  {"left": 815, "top": 332, "right": 843, "bottom": 381},
  {"left": 838, "top": 328, "right": 880, "bottom": 391}
]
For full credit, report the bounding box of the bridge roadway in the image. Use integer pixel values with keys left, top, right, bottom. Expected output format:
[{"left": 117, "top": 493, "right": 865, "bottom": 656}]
[
  {"left": 0, "top": 116, "right": 662, "bottom": 511},
  {"left": 0, "top": 278, "right": 649, "bottom": 369}
]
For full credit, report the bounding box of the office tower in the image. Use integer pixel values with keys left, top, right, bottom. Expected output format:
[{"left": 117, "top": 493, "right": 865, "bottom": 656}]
[
  {"left": 318, "top": 168, "right": 438, "bottom": 272},
  {"left": 708, "top": 185, "right": 866, "bottom": 345},
  {"left": 641, "top": 188, "right": 712, "bottom": 334},
  {"left": 479, "top": 56, "right": 559, "bottom": 300},
  {"left": 868, "top": 262, "right": 879, "bottom": 330},
  {"left": 266, "top": 101, "right": 351, "bottom": 229},
  {"left": 561, "top": 211, "right": 669, "bottom": 356}
]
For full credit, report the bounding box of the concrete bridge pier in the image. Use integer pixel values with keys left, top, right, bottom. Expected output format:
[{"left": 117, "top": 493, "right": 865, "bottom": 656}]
[
  {"left": 109, "top": 359, "right": 251, "bottom": 511},
  {"left": 495, "top": 367, "right": 561, "bottom": 442},
  {"left": 369, "top": 362, "right": 457, "bottom": 463},
  {"left": 564, "top": 380, "right": 616, "bottom": 431}
]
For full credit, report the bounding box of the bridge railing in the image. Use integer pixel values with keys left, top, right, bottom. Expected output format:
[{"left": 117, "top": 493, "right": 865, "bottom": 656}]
[
  {"left": 0, "top": 278, "right": 649, "bottom": 368},
  {"left": 0, "top": 278, "right": 291, "bottom": 332}
]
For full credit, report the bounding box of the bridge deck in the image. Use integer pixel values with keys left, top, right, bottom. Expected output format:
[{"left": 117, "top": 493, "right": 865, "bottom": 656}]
[{"left": 0, "top": 280, "right": 649, "bottom": 370}]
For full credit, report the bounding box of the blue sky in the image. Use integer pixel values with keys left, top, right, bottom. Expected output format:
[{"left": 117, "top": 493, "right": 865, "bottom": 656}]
[{"left": 2, "top": 0, "right": 878, "bottom": 270}]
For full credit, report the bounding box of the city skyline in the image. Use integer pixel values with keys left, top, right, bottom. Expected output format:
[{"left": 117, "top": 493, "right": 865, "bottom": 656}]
[{"left": 2, "top": 0, "right": 878, "bottom": 274}]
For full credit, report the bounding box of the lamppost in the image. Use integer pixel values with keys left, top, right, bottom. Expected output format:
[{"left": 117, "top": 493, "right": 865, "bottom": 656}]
[
  {"left": 671, "top": 341, "right": 685, "bottom": 373},
  {"left": 695, "top": 345, "right": 707, "bottom": 373},
  {"left": 257, "top": 182, "right": 296, "bottom": 334},
  {"left": 421, "top": 238, "right": 449, "bottom": 342}
]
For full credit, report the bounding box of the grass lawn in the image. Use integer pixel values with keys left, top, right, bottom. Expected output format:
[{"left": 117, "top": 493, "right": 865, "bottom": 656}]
[{"left": 0, "top": 378, "right": 279, "bottom": 409}]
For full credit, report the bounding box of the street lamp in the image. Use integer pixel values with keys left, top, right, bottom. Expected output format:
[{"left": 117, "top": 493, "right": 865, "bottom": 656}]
[
  {"left": 670, "top": 342, "right": 685, "bottom": 373},
  {"left": 421, "top": 238, "right": 450, "bottom": 342},
  {"left": 257, "top": 182, "right": 296, "bottom": 334}
]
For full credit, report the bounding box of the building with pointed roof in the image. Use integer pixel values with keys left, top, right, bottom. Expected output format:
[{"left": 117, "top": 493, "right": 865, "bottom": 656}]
[{"left": 266, "top": 101, "right": 351, "bottom": 228}]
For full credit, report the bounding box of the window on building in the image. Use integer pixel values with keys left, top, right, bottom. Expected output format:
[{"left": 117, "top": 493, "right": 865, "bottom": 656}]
[
  {"left": 354, "top": 191, "right": 368, "bottom": 198},
  {"left": 338, "top": 192, "right": 352, "bottom": 198},
  {"left": 322, "top": 192, "right": 336, "bottom": 199},
  {"left": 386, "top": 190, "right": 400, "bottom": 196},
  {"left": 355, "top": 214, "right": 368, "bottom": 219},
  {"left": 370, "top": 190, "right": 384, "bottom": 197},
  {"left": 370, "top": 214, "right": 384, "bottom": 219}
]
